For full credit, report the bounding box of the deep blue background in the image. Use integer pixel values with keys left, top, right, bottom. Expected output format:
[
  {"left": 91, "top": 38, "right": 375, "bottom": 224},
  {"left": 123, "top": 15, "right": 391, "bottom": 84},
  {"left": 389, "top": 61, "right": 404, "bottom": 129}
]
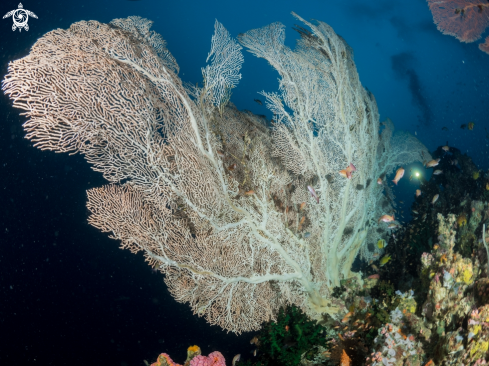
[{"left": 0, "top": 0, "right": 488, "bottom": 365}]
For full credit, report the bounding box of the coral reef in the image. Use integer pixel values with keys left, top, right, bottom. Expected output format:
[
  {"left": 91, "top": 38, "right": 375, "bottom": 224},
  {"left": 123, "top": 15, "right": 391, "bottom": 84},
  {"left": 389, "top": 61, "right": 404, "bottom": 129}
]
[
  {"left": 245, "top": 305, "right": 327, "bottom": 366},
  {"left": 240, "top": 191, "right": 488, "bottom": 365},
  {"left": 3, "top": 6, "right": 489, "bottom": 363},
  {"left": 365, "top": 308, "right": 422, "bottom": 366}
]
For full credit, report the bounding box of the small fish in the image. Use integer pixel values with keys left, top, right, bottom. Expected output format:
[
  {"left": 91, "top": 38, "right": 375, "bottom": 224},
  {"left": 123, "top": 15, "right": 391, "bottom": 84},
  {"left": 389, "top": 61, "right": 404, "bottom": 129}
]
[
  {"left": 232, "top": 354, "right": 241, "bottom": 366},
  {"left": 377, "top": 239, "right": 385, "bottom": 249},
  {"left": 253, "top": 349, "right": 258, "bottom": 356},
  {"left": 433, "top": 170, "right": 443, "bottom": 175},
  {"left": 457, "top": 213, "right": 467, "bottom": 227},
  {"left": 400, "top": 201, "right": 404, "bottom": 204},
  {"left": 371, "top": 264, "right": 379, "bottom": 271},
  {"left": 450, "top": 159, "right": 458, "bottom": 166},
  {"left": 441, "top": 145, "right": 449, "bottom": 152},
  {"left": 307, "top": 185, "right": 319, "bottom": 203},
  {"left": 460, "top": 124, "right": 466, "bottom": 129},
  {"left": 368, "top": 274, "right": 380, "bottom": 279},
  {"left": 250, "top": 336, "right": 259, "bottom": 345},
  {"left": 380, "top": 254, "right": 392, "bottom": 266},
  {"left": 228, "top": 163, "right": 237, "bottom": 171},
  {"left": 441, "top": 127, "right": 449, "bottom": 131},
  {"left": 339, "top": 163, "right": 356, "bottom": 179},
  {"left": 245, "top": 190, "right": 255, "bottom": 196},
  {"left": 425, "top": 159, "right": 440, "bottom": 168},
  {"left": 217, "top": 150, "right": 225, "bottom": 157},
  {"left": 299, "top": 216, "right": 306, "bottom": 226},
  {"left": 412, "top": 210, "right": 419, "bottom": 214},
  {"left": 468, "top": 122, "right": 475, "bottom": 130},
  {"left": 486, "top": 182, "right": 489, "bottom": 191},
  {"left": 303, "top": 232, "right": 311, "bottom": 238},
  {"left": 341, "top": 311, "right": 353, "bottom": 322},
  {"left": 299, "top": 202, "right": 306, "bottom": 211},
  {"left": 378, "top": 214, "right": 395, "bottom": 223},
  {"left": 432, "top": 194, "right": 439, "bottom": 205},
  {"left": 254, "top": 99, "right": 263, "bottom": 105},
  {"left": 392, "top": 167, "right": 405, "bottom": 185},
  {"left": 388, "top": 223, "right": 399, "bottom": 229},
  {"left": 416, "top": 190, "right": 421, "bottom": 198},
  {"left": 377, "top": 177, "right": 383, "bottom": 185}
]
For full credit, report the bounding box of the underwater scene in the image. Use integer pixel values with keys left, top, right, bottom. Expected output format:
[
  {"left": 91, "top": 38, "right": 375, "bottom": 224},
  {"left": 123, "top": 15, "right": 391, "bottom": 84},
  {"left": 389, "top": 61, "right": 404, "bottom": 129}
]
[{"left": 1, "top": 0, "right": 488, "bottom": 365}]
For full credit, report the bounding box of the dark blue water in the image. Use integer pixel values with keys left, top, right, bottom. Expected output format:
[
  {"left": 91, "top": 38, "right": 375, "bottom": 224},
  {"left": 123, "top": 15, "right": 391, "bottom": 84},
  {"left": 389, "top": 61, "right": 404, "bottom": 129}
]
[{"left": 0, "top": 0, "right": 487, "bottom": 365}]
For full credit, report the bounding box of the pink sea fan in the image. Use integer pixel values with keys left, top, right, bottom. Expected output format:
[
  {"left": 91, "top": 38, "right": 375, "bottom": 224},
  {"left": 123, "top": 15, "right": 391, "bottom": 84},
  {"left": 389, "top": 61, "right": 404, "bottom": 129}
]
[
  {"left": 190, "top": 351, "right": 226, "bottom": 366},
  {"left": 479, "top": 36, "right": 489, "bottom": 54},
  {"left": 427, "top": 0, "right": 489, "bottom": 43}
]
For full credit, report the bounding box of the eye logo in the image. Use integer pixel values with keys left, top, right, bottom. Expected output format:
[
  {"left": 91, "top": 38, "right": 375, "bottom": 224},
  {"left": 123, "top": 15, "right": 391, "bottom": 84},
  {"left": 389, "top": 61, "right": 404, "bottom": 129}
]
[{"left": 3, "top": 3, "right": 38, "bottom": 32}]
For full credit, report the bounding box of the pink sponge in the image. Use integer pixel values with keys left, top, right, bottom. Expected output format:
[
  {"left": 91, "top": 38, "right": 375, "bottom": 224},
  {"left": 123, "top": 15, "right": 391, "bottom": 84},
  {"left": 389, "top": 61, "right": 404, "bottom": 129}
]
[{"left": 189, "top": 351, "right": 226, "bottom": 366}]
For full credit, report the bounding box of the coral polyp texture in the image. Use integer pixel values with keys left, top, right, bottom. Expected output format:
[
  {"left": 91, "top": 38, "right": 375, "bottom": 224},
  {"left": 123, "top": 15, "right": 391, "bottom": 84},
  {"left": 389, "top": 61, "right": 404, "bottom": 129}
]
[{"left": 2, "top": 14, "right": 430, "bottom": 333}]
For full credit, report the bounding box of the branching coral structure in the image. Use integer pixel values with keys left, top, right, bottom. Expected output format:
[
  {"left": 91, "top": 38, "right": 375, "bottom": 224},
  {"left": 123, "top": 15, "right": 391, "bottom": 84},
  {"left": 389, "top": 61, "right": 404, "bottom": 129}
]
[{"left": 2, "top": 14, "right": 430, "bottom": 333}]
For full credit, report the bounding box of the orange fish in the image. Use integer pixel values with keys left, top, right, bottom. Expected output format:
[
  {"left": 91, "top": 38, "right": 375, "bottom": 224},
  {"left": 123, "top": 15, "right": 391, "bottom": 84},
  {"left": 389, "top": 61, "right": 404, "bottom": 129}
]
[
  {"left": 340, "top": 349, "right": 351, "bottom": 366},
  {"left": 339, "top": 163, "right": 357, "bottom": 179},
  {"left": 416, "top": 189, "right": 421, "bottom": 197},
  {"left": 377, "top": 178, "right": 383, "bottom": 185},
  {"left": 425, "top": 159, "right": 440, "bottom": 168},
  {"left": 245, "top": 190, "right": 255, "bottom": 196},
  {"left": 341, "top": 312, "right": 352, "bottom": 323},
  {"left": 378, "top": 214, "right": 395, "bottom": 223},
  {"left": 299, "top": 202, "right": 306, "bottom": 211},
  {"left": 368, "top": 274, "right": 380, "bottom": 279},
  {"left": 228, "top": 163, "right": 237, "bottom": 171},
  {"left": 392, "top": 167, "right": 405, "bottom": 185}
]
